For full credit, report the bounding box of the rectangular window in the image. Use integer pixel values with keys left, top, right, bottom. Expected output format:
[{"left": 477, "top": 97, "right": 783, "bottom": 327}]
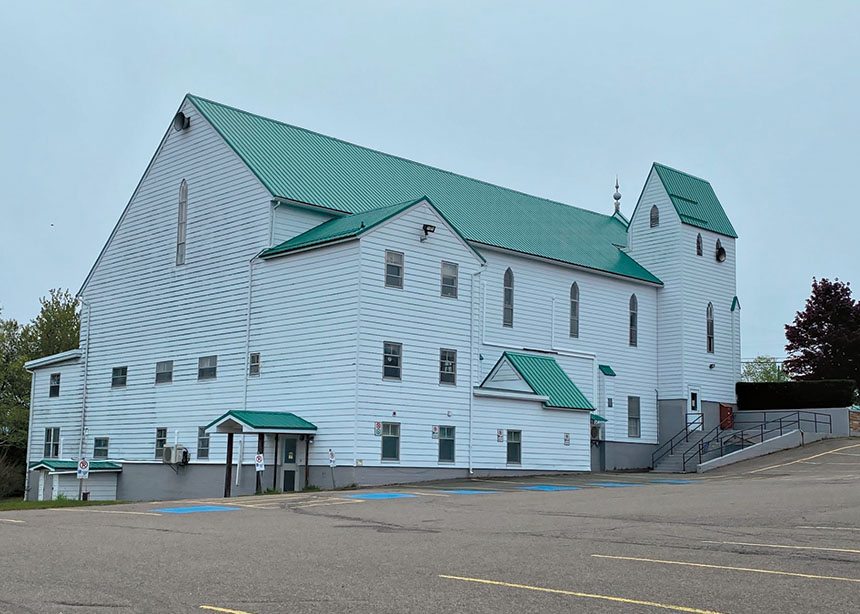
[
  {"left": 198, "top": 355, "right": 217, "bottom": 380},
  {"left": 506, "top": 430, "right": 521, "bottom": 464},
  {"left": 155, "top": 427, "right": 167, "bottom": 459},
  {"left": 197, "top": 427, "right": 210, "bottom": 460},
  {"left": 383, "top": 342, "right": 402, "bottom": 380},
  {"left": 384, "top": 250, "right": 404, "bottom": 289},
  {"left": 43, "top": 427, "right": 60, "bottom": 458},
  {"left": 155, "top": 360, "right": 173, "bottom": 384},
  {"left": 49, "top": 373, "right": 60, "bottom": 398},
  {"left": 111, "top": 366, "right": 128, "bottom": 388},
  {"left": 249, "top": 352, "right": 261, "bottom": 376},
  {"left": 381, "top": 422, "right": 400, "bottom": 461},
  {"left": 439, "top": 348, "right": 457, "bottom": 385},
  {"left": 93, "top": 437, "right": 109, "bottom": 458},
  {"left": 628, "top": 396, "right": 641, "bottom": 438},
  {"left": 438, "top": 426, "right": 455, "bottom": 462},
  {"left": 441, "top": 261, "right": 458, "bottom": 298}
]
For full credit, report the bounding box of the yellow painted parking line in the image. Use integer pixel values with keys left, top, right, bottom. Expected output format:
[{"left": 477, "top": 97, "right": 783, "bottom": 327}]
[
  {"left": 0, "top": 518, "right": 25, "bottom": 523},
  {"left": 406, "top": 491, "right": 449, "bottom": 497},
  {"left": 592, "top": 554, "right": 860, "bottom": 584},
  {"left": 55, "top": 508, "right": 162, "bottom": 516},
  {"left": 200, "top": 606, "right": 256, "bottom": 614},
  {"left": 703, "top": 540, "right": 860, "bottom": 555},
  {"left": 797, "top": 525, "right": 860, "bottom": 532},
  {"left": 470, "top": 478, "right": 533, "bottom": 485},
  {"left": 747, "top": 442, "right": 860, "bottom": 474},
  {"left": 439, "top": 574, "right": 722, "bottom": 613},
  {"left": 293, "top": 499, "right": 362, "bottom": 509}
]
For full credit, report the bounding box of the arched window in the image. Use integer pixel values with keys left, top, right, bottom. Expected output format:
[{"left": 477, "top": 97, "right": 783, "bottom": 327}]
[
  {"left": 569, "top": 282, "right": 579, "bottom": 338},
  {"left": 649, "top": 205, "right": 659, "bottom": 227},
  {"left": 696, "top": 233, "right": 703, "bottom": 256},
  {"left": 176, "top": 179, "right": 187, "bottom": 265},
  {"left": 503, "top": 268, "right": 514, "bottom": 327},
  {"left": 629, "top": 294, "right": 638, "bottom": 347},
  {"left": 706, "top": 302, "right": 714, "bottom": 353}
]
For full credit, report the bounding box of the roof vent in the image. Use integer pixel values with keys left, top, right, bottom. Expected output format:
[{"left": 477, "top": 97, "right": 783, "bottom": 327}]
[{"left": 173, "top": 112, "right": 191, "bottom": 132}]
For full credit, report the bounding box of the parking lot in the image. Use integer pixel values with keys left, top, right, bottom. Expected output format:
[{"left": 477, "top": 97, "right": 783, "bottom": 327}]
[{"left": 2, "top": 437, "right": 860, "bottom": 614}]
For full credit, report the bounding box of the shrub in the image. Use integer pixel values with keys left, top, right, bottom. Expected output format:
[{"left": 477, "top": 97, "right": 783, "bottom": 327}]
[
  {"left": 736, "top": 380, "right": 857, "bottom": 410},
  {"left": 0, "top": 456, "right": 24, "bottom": 499}
]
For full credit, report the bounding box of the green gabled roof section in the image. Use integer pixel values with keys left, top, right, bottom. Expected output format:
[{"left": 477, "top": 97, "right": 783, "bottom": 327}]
[
  {"left": 205, "top": 410, "right": 317, "bottom": 431},
  {"left": 503, "top": 352, "right": 595, "bottom": 410},
  {"left": 652, "top": 163, "right": 737, "bottom": 238},
  {"left": 187, "top": 94, "right": 660, "bottom": 284},
  {"left": 590, "top": 413, "right": 608, "bottom": 422},
  {"left": 731, "top": 296, "right": 741, "bottom": 312},
  {"left": 598, "top": 364, "right": 616, "bottom": 376},
  {"left": 29, "top": 460, "right": 122, "bottom": 472}
]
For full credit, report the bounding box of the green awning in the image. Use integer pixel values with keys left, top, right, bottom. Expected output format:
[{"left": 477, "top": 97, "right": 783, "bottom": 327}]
[
  {"left": 29, "top": 460, "right": 122, "bottom": 473},
  {"left": 590, "top": 414, "right": 608, "bottom": 423},
  {"left": 206, "top": 410, "right": 317, "bottom": 433},
  {"left": 499, "top": 352, "right": 594, "bottom": 410},
  {"left": 598, "top": 364, "right": 616, "bottom": 377}
]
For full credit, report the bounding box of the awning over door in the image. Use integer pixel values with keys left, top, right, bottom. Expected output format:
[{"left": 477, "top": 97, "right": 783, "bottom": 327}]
[
  {"left": 28, "top": 460, "right": 122, "bottom": 474},
  {"left": 205, "top": 410, "right": 318, "bottom": 434}
]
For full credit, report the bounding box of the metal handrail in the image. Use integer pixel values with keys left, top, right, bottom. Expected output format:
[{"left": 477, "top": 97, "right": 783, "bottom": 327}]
[
  {"left": 682, "top": 410, "right": 833, "bottom": 471},
  {"left": 652, "top": 414, "right": 704, "bottom": 467}
]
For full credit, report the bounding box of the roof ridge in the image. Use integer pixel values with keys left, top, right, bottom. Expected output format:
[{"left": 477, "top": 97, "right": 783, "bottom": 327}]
[
  {"left": 187, "top": 94, "right": 615, "bottom": 223},
  {"left": 653, "top": 162, "right": 712, "bottom": 185}
]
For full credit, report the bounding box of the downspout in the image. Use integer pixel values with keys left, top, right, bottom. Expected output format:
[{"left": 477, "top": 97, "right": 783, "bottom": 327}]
[
  {"left": 353, "top": 257, "right": 362, "bottom": 471},
  {"left": 77, "top": 297, "right": 92, "bottom": 462},
  {"left": 238, "top": 255, "right": 258, "bottom": 486},
  {"left": 469, "top": 265, "right": 486, "bottom": 475},
  {"left": 22, "top": 364, "right": 37, "bottom": 500}
]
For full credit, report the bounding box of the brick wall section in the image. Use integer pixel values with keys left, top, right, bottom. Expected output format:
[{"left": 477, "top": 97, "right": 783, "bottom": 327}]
[{"left": 850, "top": 411, "right": 860, "bottom": 433}]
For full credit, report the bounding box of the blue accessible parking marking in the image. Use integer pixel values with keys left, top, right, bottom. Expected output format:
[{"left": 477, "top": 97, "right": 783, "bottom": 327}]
[
  {"left": 343, "top": 493, "right": 418, "bottom": 500},
  {"left": 650, "top": 479, "right": 698, "bottom": 484},
  {"left": 518, "top": 485, "right": 581, "bottom": 492},
  {"left": 440, "top": 489, "right": 500, "bottom": 495},
  {"left": 587, "top": 482, "right": 643, "bottom": 488},
  {"left": 153, "top": 505, "right": 241, "bottom": 514}
]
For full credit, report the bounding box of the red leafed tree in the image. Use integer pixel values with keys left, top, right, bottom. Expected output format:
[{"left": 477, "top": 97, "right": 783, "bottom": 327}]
[{"left": 784, "top": 278, "right": 860, "bottom": 393}]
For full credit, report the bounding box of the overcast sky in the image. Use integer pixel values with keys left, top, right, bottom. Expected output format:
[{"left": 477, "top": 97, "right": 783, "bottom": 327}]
[{"left": 1, "top": 1, "right": 857, "bottom": 359}]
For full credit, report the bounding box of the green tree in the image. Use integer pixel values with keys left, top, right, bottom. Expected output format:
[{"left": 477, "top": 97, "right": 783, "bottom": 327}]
[
  {"left": 742, "top": 355, "right": 789, "bottom": 383},
  {"left": 20, "top": 289, "right": 81, "bottom": 359}
]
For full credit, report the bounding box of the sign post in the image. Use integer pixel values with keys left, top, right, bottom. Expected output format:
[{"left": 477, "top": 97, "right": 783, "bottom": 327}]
[
  {"left": 77, "top": 458, "right": 89, "bottom": 501},
  {"left": 255, "top": 453, "right": 265, "bottom": 472},
  {"left": 328, "top": 449, "right": 336, "bottom": 489}
]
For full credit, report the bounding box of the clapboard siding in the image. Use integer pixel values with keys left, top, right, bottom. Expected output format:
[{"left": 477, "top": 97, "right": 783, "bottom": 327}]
[
  {"left": 681, "top": 224, "right": 738, "bottom": 402},
  {"left": 77, "top": 98, "right": 273, "bottom": 463},
  {"left": 478, "top": 249, "right": 660, "bottom": 444},
  {"left": 271, "top": 203, "right": 335, "bottom": 244},
  {"left": 627, "top": 168, "right": 686, "bottom": 399},
  {"left": 55, "top": 472, "right": 117, "bottom": 501},
  {"left": 247, "top": 240, "right": 360, "bottom": 465},
  {"left": 27, "top": 361, "right": 83, "bottom": 462},
  {"left": 355, "top": 202, "right": 482, "bottom": 467}
]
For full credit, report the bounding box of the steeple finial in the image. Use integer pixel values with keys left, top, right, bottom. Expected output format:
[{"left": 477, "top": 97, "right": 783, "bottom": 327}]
[{"left": 613, "top": 176, "right": 622, "bottom": 214}]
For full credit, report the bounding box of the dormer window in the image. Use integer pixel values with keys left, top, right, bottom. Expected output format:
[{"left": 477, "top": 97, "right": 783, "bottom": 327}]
[
  {"left": 696, "top": 233, "right": 703, "bottom": 256},
  {"left": 649, "top": 205, "right": 659, "bottom": 228}
]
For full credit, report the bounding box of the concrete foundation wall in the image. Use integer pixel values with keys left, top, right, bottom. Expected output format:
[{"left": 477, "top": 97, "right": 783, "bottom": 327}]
[
  {"left": 603, "top": 441, "right": 656, "bottom": 471},
  {"left": 733, "top": 408, "right": 850, "bottom": 437}
]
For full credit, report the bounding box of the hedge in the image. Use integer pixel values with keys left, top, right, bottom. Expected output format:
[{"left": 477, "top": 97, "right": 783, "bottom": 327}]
[{"left": 736, "top": 380, "right": 857, "bottom": 411}]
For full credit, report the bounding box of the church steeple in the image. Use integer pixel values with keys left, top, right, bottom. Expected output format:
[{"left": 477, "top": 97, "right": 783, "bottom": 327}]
[{"left": 613, "top": 176, "right": 622, "bottom": 214}]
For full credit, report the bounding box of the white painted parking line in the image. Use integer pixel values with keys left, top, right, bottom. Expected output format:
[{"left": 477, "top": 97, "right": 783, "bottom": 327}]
[
  {"left": 0, "top": 518, "right": 25, "bottom": 523},
  {"left": 405, "top": 491, "right": 450, "bottom": 497},
  {"left": 796, "top": 526, "right": 860, "bottom": 532},
  {"left": 703, "top": 540, "right": 860, "bottom": 555},
  {"left": 55, "top": 508, "right": 163, "bottom": 516}
]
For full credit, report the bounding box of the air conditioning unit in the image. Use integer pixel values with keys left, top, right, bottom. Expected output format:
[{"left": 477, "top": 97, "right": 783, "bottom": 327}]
[
  {"left": 162, "top": 444, "right": 186, "bottom": 464},
  {"left": 590, "top": 424, "right": 604, "bottom": 441}
]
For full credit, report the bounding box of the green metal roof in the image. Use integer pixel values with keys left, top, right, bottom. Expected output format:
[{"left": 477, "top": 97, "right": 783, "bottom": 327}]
[
  {"left": 188, "top": 95, "right": 660, "bottom": 285},
  {"left": 652, "top": 163, "right": 737, "bottom": 238},
  {"left": 503, "top": 352, "right": 595, "bottom": 410},
  {"left": 29, "top": 460, "right": 122, "bottom": 472},
  {"left": 590, "top": 413, "right": 608, "bottom": 422},
  {"left": 598, "top": 364, "right": 616, "bottom": 377},
  {"left": 205, "top": 410, "right": 317, "bottom": 431},
  {"left": 731, "top": 296, "right": 741, "bottom": 312}
]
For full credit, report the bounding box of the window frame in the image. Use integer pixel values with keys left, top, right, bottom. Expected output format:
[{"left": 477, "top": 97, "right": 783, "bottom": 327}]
[
  {"left": 111, "top": 366, "right": 128, "bottom": 388},
  {"left": 439, "top": 348, "right": 457, "bottom": 386},
  {"left": 49, "top": 373, "right": 61, "bottom": 398},
  {"left": 381, "top": 422, "right": 400, "bottom": 461},
  {"left": 629, "top": 294, "right": 638, "bottom": 347},
  {"left": 198, "top": 355, "right": 217, "bottom": 380},
  {"left": 649, "top": 205, "right": 659, "bottom": 227},
  {"left": 155, "top": 360, "right": 173, "bottom": 384},
  {"left": 569, "top": 282, "right": 580, "bottom": 338},
  {"left": 155, "top": 427, "right": 167, "bottom": 459},
  {"left": 249, "top": 352, "right": 261, "bottom": 376},
  {"left": 176, "top": 179, "right": 187, "bottom": 266},
  {"left": 438, "top": 425, "right": 455, "bottom": 462},
  {"left": 506, "top": 429, "right": 522, "bottom": 464},
  {"left": 503, "top": 268, "right": 514, "bottom": 328},
  {"left": 197, "top": 426, "right": 210, "bottom": 460},
  {"left": 706, "top": 302, "right": 715, "bottom": 353},
  {"left": 384, "top": 250, "right": 404, "bottom": 289},
  {"left": 627, "top": 396, "right": 641, "bottom": 438},
  {"left": 440, "top": 261, "right": 458, "bottom": 298},
  {"left": 93, "top": 437, "right": 109, "bottom": 459},
  {"left": 44, "top": 427, "right": 60, "bottom": 458},
  {"left": 383, "top": 342, "right": 402, "bottom": 381}
]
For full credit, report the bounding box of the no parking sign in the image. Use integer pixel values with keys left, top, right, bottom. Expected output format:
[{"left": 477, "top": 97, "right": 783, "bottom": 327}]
[
  {"left": 254, "top": 453, "right": 265, "bottom": 472},
  {"left": 77, "top": 458, "right": 89, "bottom": 480}
]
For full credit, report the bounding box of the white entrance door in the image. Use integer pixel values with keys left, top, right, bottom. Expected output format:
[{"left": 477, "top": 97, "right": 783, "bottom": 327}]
[{"left": 687, "top": 388, "right": 703, "bottom": 431}]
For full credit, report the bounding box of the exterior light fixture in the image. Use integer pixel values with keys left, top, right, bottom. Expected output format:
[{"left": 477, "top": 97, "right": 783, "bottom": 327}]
[{"left": 420, "top": 224, "right": 436, "bottom": 242}]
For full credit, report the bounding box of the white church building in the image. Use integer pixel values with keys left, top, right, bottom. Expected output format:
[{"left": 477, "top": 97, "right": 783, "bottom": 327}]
[{"left": 25, "top": 94, "right": 740, "bottom": 501}]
